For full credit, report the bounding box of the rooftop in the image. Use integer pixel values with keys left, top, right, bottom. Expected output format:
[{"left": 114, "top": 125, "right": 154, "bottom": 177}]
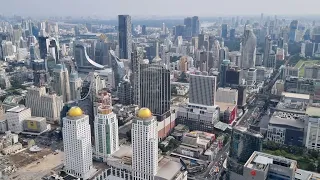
[
  {"left": 306, "top": 106, "right": 320, "bottom": 117},
  {"left": 155, "top": 158, "right": 183, "bottom": 180},
  {"left": 269, "top": 112, "right": 305, "bottom": 129},
  {"left": 25, "top": 116, "right": 46, "bottom": 122},
  {"left": 245, "top": 151, "right": 297, "bottom": 171},
  {"left": 6, "top": 106, "right": 29, "bottom": 113},
  {"left": 281, "top": 92, "right": 310, "bottom": 100}
]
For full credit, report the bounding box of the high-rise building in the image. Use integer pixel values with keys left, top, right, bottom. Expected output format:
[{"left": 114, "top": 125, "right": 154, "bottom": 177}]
[
  {"left": 140, "top": 63, "right": 170, "bottom": 118},
  {"left": 189, "top": 74, "right": 216, "bottom": 106},
  {"left": 192, "top": 16, "right": 200, "bottom": 37},
  {"left": 220, "top": 59, "right": 231, "bottom": 87},
  {"left": 184, "top": 17, "right": 193, "bottom": 38},
  {"left": 227, "top": 126, "right": 263, "bottom": 179},
  {"left": 289, "top": 20, "right": 298, "bottom": 42},
  {"left": 230, "top": 28, "right": 236, "bottom": 40},
  {"left": 38, "top": 36, "right": 48, "bottom": 60},
  {"left": 142, "top": 25, "right": 147, "bottom": 35},
  {"left": 132, "top": 108, "right": 158, "bottom": 179},
  {"left": 131, "top": 47, "right": 143, "bottom": 105},
  {"left": 118, "top": 15, "right": 132, "bottom": 59},
  {"left": 94, "top": 92, "right": 119, "bottom": 162},
  {"left": 25, "top": 86, "right": 63, "bottom": 123},
  {"left": 240, "top": 29, "right": 257, "bottom": 69},
  {"left": 263, "top": 35, "right": 272, "bottom": 67},
  {"left": 221, "top": 24, "right": 228, "bottom": 39},
  {"left": 62, "top": 107, "right": 95, "bottom": 179},
  {"left": 117, "top": 79, "right": 133, "bottom": 105},
  {"left": 52, "top": 64, "right": 71, "bottom": 103},
  {"left": 69, "top": 71, "right": 82, "bottom": 101}
]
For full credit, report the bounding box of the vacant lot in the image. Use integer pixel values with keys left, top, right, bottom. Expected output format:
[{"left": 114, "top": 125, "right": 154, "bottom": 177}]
[{"left": 10, "top": 150, "right": 64, "bottom": 180}]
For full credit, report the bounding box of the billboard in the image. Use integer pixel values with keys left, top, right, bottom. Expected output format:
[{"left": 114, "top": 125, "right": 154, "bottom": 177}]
[{"left": 229, "top": 106, "right": 237, "bottom": 124}]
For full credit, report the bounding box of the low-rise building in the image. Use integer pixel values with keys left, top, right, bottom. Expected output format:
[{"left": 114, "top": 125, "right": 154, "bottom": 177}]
[
  {"left": 176, "top": 103, "right": 219, "bottom": 133},
  {"left": 22, "top": 116, "right": 49, "bottom": 134},
  {"left": 1, "top": 143, "right": 22, "bottom": 155},
  {"left": 6, "top": 106, "right": 31, "bottom": 133}
]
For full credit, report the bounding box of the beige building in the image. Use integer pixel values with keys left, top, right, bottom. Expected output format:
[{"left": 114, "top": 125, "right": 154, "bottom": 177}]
[{"left": 25, "top": 86, "right": 63, "bottom": 123}]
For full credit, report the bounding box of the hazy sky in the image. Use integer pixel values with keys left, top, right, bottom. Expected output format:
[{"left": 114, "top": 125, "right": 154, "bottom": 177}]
[{"left": 1, "top": 0, "right": 320, "bottom": 18}]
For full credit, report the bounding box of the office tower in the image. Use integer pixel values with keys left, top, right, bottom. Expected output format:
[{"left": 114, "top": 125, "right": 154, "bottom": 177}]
[
  {"left": 38, "top": 35, "right": 48, "bottom": 60},
  {"left": 118, "top": 80, "right": 133, "bottom": 105},
  {"left": 62, "top": 107, "right": 94, "bottom": 179},
  {"left": 230, "top": 28, "right": 236, "bottom": 40},
  {"left": 289, "top": 20, "right": 298, "bottom": 42},
  {"left": 130, "top": 47, "right": 143, "bottom": 106},
  {"left": 140, "top": 63, "right": 170, "bottom": 118},
  {"left": 219, "top": 48, "right": 228, "bottom": 70},
  {"left": 247, "top": 68, "right": 257, "bottom": 85},
  {"left": 184, "top": 17, "right": 193, "bottom": 38},
  {"left": 49, "top": 38, "right": 59, "bottom": 63},
  {"left": 132, "top": 108, "right": 158, "bottom": 179},
  {"left": 94, "top": 92, "right": 119, "bottom": 161},
  {"left": 142, "top": 25, "right": 147, "bottom": 35},
  {"left": 174, "top": 25, "right": 185, "bottom": 38},
  {"left": 226, "top": 67, "right": 242, "bottom": 86},
  {"left": 198, "top": 34, "right": 205, "bottom": 50},
  {"left": 221, "top": 24, "right": 228, "bottom": 39},
  {"left": 192, "top": 16, "right": 200, "bottom": 37},
  {"left": 212, "top": 40, "right": 221, "bottom": 68},
  {"left": 220, "top": 60, "right": 231, "bottom": 87},
  {"left": 240, "top": 29, "right": 257, "bottom": 69},
  {"left": 31, "top": 59, "right": 49, "bottom": 86},
  {"left": 118, "top": 15, "right": 132, "bottom": 59},
  {"left": 6, "top": 106, "right": 31, "bottom": 133},
  {"left": 263, "top": 35, "right": 272, "bottom": 67},
  {"left": 25, "top": 86, "right": 64, "bottom": 123},
  {"left": 189, "top": 74, "right": 216, "bottom": 106},
  {"left": 52, "top": 64, "right": 71, "bottom": 103},
  {"left": 264, "top": 53, "right": 276, "bottom": 68},
  {"left": 227, "top": 126, "right": 263, "bottom": 179},
  {"left": 69, "top": 71, "right": 82, "bottom": 101},
  {"left": 229, "top": 126, "right": 263, "bottom": 163}
]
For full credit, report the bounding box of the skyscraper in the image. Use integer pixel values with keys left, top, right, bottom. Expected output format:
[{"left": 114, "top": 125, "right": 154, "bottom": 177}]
[
  {"left": 184, "top": 17, "right": 193, "bottom": 38},
  {"left": 220, "top": 59, "right": 231, "bottom": 87},
  {"left": 131, "top": 47, "right": 143, "bottom": 105},
  {"left": 94, "top": 92, "right": 119, "bottom": 162},
  {"left": 263, "top": 35, "right": 272, "bottom": 67},
  {"left": 289, "top": 20, "right": 298, "bottom": 42},
  {"left": 69, "top": 71, "right": 82, "bottom": 101},
  {"left": 118, "top": 15, "right": 132, "bottom": 59},
  {"left": 52, "top": 64, "right": 71, "bottom": 103},
  {"left": 240, "top": 29, "right": 257, "bottom": 69},
  {"left": 132, "top": 108, "right": 158, "bottom": 179},
  {"left": 38, "top": 35, "right": 48, "bottom": 60},
  {"left": 140, "top": 63, "right": 171, "bottom": 118},
  {"left": 62, "top": 107, "right": 95, "bottom": 179},
  {"left": 221, "top": 24, "right": 228, "bottom": 39},
  {"left": 192, "top": 16, "right": 200, "bottom": 37},
  {"left": 189, "top": 74, "right": 216, "bottom": 106}
]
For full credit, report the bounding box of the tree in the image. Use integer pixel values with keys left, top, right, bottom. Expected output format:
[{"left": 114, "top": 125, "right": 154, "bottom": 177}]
[
  {"left": 178, "top": 72, "right": 188, "bottom": 83},
  {"left": 306, "top": 163, "right": 316, "bottom": 171}
]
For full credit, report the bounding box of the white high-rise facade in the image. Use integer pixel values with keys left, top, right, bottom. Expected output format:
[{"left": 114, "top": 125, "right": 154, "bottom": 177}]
[
  {"left": 240, "top": 29, "right": 257, "bottom": 69},
  {"left": 132, "top": 108, "right": 158, "bottom": 180},
  {"left": 69, "top": 71, "right": 82, "bottom": 101},
  {"left": 94, "top": 92, "right": 119, "bottom": 162},
  {"left": 62, "top": 107, "right": 94, "bottom": 179}
]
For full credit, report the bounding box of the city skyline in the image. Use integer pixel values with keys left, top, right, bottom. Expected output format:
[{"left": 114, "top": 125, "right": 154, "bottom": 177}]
[{"left": 1, "top": 0, "right": 320, "bottom": 18}]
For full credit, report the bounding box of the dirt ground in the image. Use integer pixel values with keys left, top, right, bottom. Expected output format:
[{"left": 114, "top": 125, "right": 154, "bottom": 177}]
[{"left": 9, "top": 150, "right": 64, "bottom": 180}]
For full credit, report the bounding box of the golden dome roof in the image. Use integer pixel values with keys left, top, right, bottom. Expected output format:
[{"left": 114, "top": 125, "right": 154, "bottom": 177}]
[
  {"left": 68, "top": 106, "right": 83, "bottom": 117},
  {"left": 137, "top": 108, "right": 152, "bottom": 119}
]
